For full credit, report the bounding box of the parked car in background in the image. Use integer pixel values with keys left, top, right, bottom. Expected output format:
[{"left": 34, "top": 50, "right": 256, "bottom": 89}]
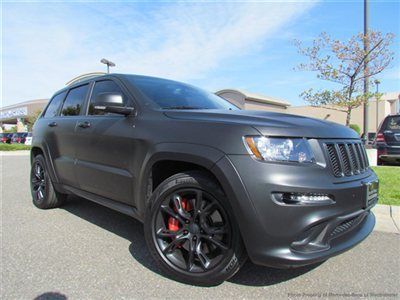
[
  {"left": 1, "top": 133, "right": 13, "bottom": 144},
  {"left": 25, "top": 132, "right": 33, "bottom": 145},
  {"left": 11, "top": 132, "right": 28, "bottom": 144},
  {"left": 374, "top": 114, "right": 400, "bottom": 165},
  {"left": 30, "top": 74, "right": 378, "bottom": 286}
]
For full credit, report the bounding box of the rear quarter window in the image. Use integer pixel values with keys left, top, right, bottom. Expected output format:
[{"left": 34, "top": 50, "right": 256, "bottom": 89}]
[{"left": 43, "top": 91, "right": 66, "bottom": 118}]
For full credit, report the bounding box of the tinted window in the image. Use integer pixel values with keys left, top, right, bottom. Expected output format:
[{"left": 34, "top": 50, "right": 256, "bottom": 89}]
[
  {"left": 126, "top": 76, "right": 238, "bottom": 110},
  {"left": 44, "top": 92, "right": 66, "bottom": 118},
  {"left": 61, "top": 84, "right": 89, "bottom": 116},
  {"left": 88, "top": 80, "right": 125, "bottom": 115},
  {"left": 385, "top": 116, "right": 400, "bottom": 131}
]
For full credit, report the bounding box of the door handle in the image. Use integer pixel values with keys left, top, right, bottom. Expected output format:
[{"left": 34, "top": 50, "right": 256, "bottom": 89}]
[
  {"left": 77, "top": 121, "right": 91, "bottom": 128},
  {"left": 48, "top": 122, "right": 57, "bottom": 127}
]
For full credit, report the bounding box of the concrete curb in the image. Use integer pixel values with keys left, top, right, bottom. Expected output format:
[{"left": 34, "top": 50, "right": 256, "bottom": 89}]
[
  {"left": 0, "top": 151, "right": 398, "bottom": 234},
  {"left": 372, "top": 204, "right": 400, "bottom": 234}
]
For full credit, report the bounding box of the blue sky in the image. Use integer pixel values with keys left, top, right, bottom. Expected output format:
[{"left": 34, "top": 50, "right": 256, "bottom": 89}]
[{"left": 2, "top": 0, "right": 399, "bottom": 107}]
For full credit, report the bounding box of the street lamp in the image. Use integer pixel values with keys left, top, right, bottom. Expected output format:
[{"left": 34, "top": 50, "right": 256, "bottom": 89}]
[
  {"left": 100, "top": 58, "right": 116, "bottom": 73},
  {"left": 363, "top": 0, "right": 369, "bottom": 144},
  {"left": 374, "top": 79, "right": 380, "bottom": 132}
]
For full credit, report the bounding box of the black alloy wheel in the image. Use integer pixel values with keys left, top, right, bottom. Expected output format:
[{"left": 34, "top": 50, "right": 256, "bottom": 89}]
[
  {"left": 154, "top": 189, "right": 231, "bottom": 272},
  {"left": 31, "top": 160, "right": 46, "bottom": 203},
  {"left": 145, "top": 171, "right": 246, "bottom": 286},
  {"left": 30, "top": 154, "right": 66, "bottom": 209}
]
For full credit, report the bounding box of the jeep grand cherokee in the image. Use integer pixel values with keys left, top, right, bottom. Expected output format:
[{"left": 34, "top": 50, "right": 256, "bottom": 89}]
[{"left": 30, "top": 74, "right": 378, "bottom": 286}]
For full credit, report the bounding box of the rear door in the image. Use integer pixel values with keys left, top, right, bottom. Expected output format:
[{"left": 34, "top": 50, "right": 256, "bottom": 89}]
[
  {"left": 48, "top": 84, "right": 90, "bottom": 187},
  {"left": 74, "top": 79, "right": 136, "bottom": 204},
  {"left": 383, "top": 115, "right": 400, "bottom": 146}
]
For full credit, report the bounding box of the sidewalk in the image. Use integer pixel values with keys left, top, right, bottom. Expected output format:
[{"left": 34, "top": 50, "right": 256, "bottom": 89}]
[
  {"left": 372, "top": 204, "right": 400, "bottom": 234},
  {"left": 0, "top": 150, "right": 30, "bottom": 156}
]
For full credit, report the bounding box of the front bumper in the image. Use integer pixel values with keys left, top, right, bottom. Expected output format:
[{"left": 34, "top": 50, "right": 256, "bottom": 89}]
[{"left": 211, "top": 155, "right": 378, "bottom": 268}]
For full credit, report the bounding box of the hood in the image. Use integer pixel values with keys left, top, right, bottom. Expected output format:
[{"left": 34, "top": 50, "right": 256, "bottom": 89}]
[{"left": 164, "top": 109, "right": 359, "bottom": 139}]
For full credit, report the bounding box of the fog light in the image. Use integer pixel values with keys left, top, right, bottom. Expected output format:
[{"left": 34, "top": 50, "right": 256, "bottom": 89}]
[{"left": 273, "top": 192, "right": 335, "bottom": 205}]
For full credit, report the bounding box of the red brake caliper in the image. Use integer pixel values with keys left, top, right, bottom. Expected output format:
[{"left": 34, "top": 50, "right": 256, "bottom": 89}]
[{"left": 168, "top": 198, "right": 191, "bottom": 232}]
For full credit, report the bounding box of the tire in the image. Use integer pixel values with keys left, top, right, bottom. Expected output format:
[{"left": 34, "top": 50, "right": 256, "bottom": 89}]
[
  {"left": 144, "top": 171, "right": 247, "bottom": 286},
  {"left": 30, "top": 154, "right": 67, "bottom": 209}
]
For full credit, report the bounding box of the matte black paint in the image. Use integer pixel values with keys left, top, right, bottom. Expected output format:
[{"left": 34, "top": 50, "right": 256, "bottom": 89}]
[{"left": 32, "top": 74, "right": 377, "bottom": 268}]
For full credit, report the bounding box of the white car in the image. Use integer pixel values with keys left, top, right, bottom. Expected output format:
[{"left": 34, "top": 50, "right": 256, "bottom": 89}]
[{"left": 25, "top": 132, "right": 32, "bottom": 145}]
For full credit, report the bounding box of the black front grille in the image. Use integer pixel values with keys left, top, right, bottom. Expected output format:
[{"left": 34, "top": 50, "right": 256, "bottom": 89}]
[{"left": 325, "top": 142, "right": 369, "bottom": 177}]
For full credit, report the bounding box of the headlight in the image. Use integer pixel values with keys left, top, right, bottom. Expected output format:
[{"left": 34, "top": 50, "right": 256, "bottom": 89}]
[{"left": 244, "top": 136, "right": 315, "bottom": 163}]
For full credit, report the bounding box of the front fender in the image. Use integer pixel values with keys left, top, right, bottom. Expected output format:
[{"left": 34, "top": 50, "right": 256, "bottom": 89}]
[{"left": 135, "top": 142, "right": 225, "bottom": 220}]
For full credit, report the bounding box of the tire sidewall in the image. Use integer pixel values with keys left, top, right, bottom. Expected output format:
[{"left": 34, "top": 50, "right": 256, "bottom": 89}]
[{"left": 144, "top": 172, "right": 244, "bottom": 286}]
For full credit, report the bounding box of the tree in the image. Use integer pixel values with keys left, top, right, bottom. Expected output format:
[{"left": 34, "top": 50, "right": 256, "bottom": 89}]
[
  {"left": 295, "top": 31, "right": 395, "bottom": 126},
  {"left": 25, "top": 110, "right": 43, "bottom": 131},
  {"left": 3, "top": 126, "right": 17, "bottom": 133}
]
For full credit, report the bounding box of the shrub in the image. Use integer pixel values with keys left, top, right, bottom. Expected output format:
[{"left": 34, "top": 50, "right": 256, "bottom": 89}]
[{"left": 349, "top": 124, "right": 361, "bottom": 135}]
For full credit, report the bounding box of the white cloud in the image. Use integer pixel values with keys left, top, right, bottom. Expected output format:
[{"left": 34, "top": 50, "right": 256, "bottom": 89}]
[{"left": 2, "top": 2, "right": 316, "bottom": 106}]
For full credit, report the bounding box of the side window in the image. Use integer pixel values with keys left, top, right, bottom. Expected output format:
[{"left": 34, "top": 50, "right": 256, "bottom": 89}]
[
  {"left": 43, "top": 92, "right": 66, "bottom": 118},
  {"left": 61, "top": 84, "right": 89, "bottom": 116},
  {"left": 88, "top": 80, "right": 126, "bottom": 115}
]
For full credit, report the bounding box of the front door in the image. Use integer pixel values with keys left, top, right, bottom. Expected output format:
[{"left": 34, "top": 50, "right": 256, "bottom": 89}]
[{"left": 74, "top": 79, "right": 137, "bottom": 205}]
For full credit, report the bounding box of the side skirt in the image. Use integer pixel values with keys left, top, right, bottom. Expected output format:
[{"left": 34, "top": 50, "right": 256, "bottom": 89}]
[{"left": 61, "top": 184, "right": 143, "bottom": 222}]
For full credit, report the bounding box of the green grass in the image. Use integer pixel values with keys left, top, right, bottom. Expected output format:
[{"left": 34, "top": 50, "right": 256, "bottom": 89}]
[
  {"left": 0, "top": 144, "right": 32, "bottom": 151},
  {"left": 372, "top": 166, "right": 400, "bottom": 206}
]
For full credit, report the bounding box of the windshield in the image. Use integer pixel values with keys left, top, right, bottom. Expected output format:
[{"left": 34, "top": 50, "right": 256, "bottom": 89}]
[{"left": 127, "top": 76, "right": 238, "bottom": 110}]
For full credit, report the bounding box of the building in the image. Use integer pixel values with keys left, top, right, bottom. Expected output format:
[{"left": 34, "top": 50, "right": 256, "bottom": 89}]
[
  {"left": 216, "top": 89, "right": 290, "bottom": 111},
  {"left": 0, "top": 72, "right": 106, "bottom": 133},
  {"left": 288, "top": 92, "right": 400, "bottom": 133},
  {"left": 217, "top": 89, "right": 400, "bottom": 134},
  {"left": 0, "top": 99, "right": 49, "bottom": 132},
  {"left": 66, "top": 72, "right": 106, "bottom": 86}
]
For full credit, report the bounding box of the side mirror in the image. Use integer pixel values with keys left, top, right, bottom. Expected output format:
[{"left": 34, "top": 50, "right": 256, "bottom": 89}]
[{"left": 94, "top": 92, "right": 135, "bottom": 116}]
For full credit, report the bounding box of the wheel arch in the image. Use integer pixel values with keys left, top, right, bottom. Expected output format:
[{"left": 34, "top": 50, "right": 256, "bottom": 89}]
[
  {"left": 135, "top": 143, "right": 226, "bottom": 220},
  {"left": 30, "top": 146, "right": 44, "bottom": 163},
  {"left": 30, "top": 145, "right": 59, "bottom": 184}
]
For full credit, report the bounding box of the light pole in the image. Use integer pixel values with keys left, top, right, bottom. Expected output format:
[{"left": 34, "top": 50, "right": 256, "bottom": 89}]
[
  {"left": 374, "top": 79, "right": 380, "bottom": 132},
  {"left": 100, "top": 58, "right": 116, "bottom": 73},
  {"left": 362, "top": 0, "right": 369, "bottom": 143}
]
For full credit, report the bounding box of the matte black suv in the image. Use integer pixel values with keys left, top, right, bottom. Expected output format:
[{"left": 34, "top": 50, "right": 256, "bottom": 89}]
[{"left": 31, "top": 74, "right": 378, "bottom": 286}]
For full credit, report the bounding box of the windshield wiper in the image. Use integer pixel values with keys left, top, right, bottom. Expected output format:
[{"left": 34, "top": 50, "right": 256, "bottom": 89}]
[{"left": 163, "top": 106, "right": 204, "bottom": 110}]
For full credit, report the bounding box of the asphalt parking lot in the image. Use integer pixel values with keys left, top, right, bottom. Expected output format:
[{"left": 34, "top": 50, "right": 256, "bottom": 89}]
[{"left": 1, "top": 154, "right": 400, "bottom": 299}]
